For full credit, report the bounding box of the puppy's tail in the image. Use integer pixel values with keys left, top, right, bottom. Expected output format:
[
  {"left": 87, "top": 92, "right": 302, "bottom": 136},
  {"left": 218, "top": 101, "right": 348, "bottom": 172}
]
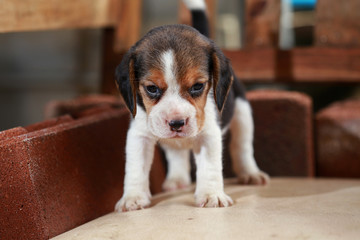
[{"left": 182, "top": 0, "right": 210, "bottom": 38}]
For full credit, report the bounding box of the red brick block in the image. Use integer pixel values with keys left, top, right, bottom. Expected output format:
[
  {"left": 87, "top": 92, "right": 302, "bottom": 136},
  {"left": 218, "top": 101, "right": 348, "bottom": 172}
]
[
  {"left": 1, "top": 95, "right": 166, "bottom": 240},
  {"left": 0, "top": 108, "right": 128, "bottom": 239},
  {"left": 316, "top": 100, "right": 360, "bottom": 178},
  {"left": 247, "top": 90, "right": 314, "bottom": 176}
]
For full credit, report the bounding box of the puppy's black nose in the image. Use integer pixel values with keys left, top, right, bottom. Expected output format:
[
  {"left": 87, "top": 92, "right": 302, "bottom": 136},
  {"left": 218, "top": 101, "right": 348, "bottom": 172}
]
[{"left": 169, "top": 119, "right": 185, "bottom": 131}]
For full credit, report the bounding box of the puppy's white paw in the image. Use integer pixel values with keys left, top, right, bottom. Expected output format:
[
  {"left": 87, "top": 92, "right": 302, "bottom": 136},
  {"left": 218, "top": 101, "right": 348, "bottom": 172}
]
[
  {"left": 115, "top": 193, "right": 151, "bottom": 212},
  {"left": 238, "top": 171, "right": 270, "bottom": 185},
  {"left": 196, "top": 192, "right": 233, "bottom": 208},
  {"left": 162, "top": 177, "right": 191, "bottom": 192}
]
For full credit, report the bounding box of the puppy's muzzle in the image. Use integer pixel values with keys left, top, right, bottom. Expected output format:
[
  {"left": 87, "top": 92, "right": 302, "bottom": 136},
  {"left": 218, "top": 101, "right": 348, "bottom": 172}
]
[{"left": 168, "top": 119, "right": 186, "bottom": 132}]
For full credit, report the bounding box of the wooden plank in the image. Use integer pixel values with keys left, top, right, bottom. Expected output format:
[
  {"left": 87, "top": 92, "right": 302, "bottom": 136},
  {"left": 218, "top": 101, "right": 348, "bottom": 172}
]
[
  {"left": 245, "top": 0, "right": 281, "bottom": 48},
  {"left": 0, "top": 0, "right": 119, "bottom": 33},
  {"left": 315, "top": 0, "right": 360, "bottom": 47},
  {"left": 114, "top": 0, "right": 142, "bottom": 51},
  {"left": 224, "top": 48, "right": 360, "bottom": 82}
]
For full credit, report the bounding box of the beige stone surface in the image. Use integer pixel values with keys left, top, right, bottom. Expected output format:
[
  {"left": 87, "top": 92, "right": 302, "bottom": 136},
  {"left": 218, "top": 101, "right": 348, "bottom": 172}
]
[{"left": 52, "top": 178, "right": 360, "bottom": 240}]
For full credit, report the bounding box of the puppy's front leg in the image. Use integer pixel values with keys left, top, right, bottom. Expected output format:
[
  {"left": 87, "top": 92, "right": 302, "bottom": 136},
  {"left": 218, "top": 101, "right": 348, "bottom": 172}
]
[
  {"left": 115, "top": 126, "right": 156, "bottom": 212},
  {"left": 194, "top": 128, "right": 233, "bottom": 208}
]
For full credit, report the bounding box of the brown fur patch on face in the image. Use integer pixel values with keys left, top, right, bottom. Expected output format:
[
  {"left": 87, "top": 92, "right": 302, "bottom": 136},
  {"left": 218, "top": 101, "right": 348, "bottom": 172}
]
[
  {"left": 138, "top": 68, "right": 168, "bottom": 114},
  {"left": 179, "top": 68, "right": 211, "bottom": 131},
  {"left": 146, "top": 69, "right": 168, "bottom": 89}
]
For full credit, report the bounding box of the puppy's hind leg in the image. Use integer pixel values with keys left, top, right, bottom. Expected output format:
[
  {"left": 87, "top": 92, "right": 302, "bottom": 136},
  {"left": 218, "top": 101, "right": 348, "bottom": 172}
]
[
  {"left": 162, "top": 147, "right": 191, "bottom": 192},
  {"left": 230, "top": 98, "right": 269, "bottom": 185}
]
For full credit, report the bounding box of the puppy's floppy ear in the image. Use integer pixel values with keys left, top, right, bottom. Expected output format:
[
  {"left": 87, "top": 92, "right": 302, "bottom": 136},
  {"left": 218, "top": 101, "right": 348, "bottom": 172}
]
[
  {"left": 115, "top": 49, "right": 138, "bottom": 117},
  {"left": 210, "top": 47, "right": 234, "bottom": 112}
]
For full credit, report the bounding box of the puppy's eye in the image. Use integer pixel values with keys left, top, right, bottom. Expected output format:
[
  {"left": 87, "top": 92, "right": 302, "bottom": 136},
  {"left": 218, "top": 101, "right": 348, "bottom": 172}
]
[
  {"left": 145, "top": 85, "right": 162, "bottom": 99},
  {"left": 146, "top": 85, "right": 158, "bottom": 93},
  {"left": 189, "top": 83, "right": 205, "bottom": 97}
]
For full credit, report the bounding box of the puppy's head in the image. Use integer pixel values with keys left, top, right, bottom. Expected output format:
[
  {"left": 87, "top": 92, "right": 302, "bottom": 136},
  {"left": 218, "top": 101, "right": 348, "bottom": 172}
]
[{"left": 116, "top": 25, "right": 233, "bottom": 139}]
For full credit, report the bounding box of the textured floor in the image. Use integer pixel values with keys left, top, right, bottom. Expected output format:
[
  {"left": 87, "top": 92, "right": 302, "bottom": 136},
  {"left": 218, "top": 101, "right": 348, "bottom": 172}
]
[{"left": 53, "top": 178, "right": 360, "bottom": 240}]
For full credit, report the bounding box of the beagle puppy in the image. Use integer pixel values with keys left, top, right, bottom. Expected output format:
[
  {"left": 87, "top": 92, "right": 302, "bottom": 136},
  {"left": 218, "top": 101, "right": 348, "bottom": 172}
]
[{"left": 115, "top": 0, "right": 269, "bottom": 212}]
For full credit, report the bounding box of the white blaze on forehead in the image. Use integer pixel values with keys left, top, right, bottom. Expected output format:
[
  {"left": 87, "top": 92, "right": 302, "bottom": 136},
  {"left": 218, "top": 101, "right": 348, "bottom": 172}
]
[{"left": 161, "top": 50, "right": 178, "bottom": 93}]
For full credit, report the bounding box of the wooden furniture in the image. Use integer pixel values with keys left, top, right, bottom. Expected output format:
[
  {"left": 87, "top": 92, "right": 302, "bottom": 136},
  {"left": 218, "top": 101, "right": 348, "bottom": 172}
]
[{"left": 0, "top": 0, "right": 119, "bottom": 33}]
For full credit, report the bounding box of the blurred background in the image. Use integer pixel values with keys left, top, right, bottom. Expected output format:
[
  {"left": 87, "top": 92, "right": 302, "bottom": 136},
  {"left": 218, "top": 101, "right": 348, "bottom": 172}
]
[{"left": 0, "top": 0, "right": 359, "bottom": 130}]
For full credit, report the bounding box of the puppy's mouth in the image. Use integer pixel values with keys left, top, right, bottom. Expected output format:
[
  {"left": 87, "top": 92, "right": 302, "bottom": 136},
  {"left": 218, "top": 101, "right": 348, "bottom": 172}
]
[
  {"left": 169, "top": 127, "right": 188, "bottom": 137},
  {"left": 160, "top": 126, "right": 195, "bottom": 139},
  {"left": 167, "top": 130, "right": 189, "bottom": 138}
]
